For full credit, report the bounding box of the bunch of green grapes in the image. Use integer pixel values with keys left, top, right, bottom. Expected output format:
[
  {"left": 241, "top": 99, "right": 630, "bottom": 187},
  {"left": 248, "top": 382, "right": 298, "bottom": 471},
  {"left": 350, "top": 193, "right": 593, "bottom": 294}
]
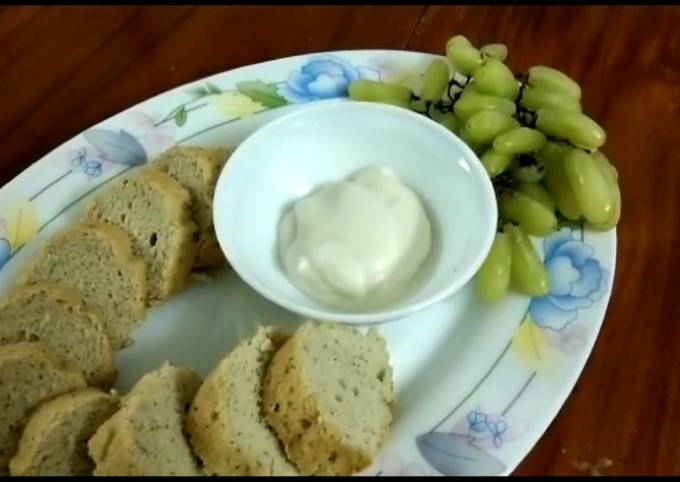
[{"left": 348, "top": 35, "right": 621, "bottom": 302}]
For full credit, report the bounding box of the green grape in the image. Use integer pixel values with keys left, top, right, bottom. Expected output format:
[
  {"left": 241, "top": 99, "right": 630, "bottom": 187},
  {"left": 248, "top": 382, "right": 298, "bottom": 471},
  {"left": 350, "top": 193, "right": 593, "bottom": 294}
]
[
  {"left": 609, "top": 163, "right": 619, "bottom": 181},
  {"left": 446, "top": 34, "right": 471, "bottom": 51},
  {"left": 458, "top": 129, "right": 487, "bottom": 155},
  {"left": 592, "top": 195, "right": 620, "bottom": 231},
  {"left": 539, "top": 142, "right": 582, "bottom": 220},
  {"left": 436, "top": 112, "right": 462, "bottom": 134},
  {"left": 453, "top": 91, "right": 516, "bottom": 121},
  {"left": 447, "top": 40, "right": 484, "bottom": 76},
  {"left": 505, "top": 223, "right": 550, "bottom": 297},
  {"left": 536, "top": 140, "right": 569, "bottom": 164},
  {"left": 515, "top": 181, "right": 556, "bottom": 212},
  {"left": 520, "top": 85, "right": 582, "bottom": 113},
  {"left": 535, "top": 107, "right": 606, "bottom": 149},
  {"left": 480, "top": 43, "right": 508, "bottom": 61},
  {"left": 382, "top": 99, "right": 412, "bottom": 109},
  {"left": 500, "top": 192, "right": 557, "bottom": 236},
  {"left": 528, "top": 65, "right": 582, "bottom": 100},
  {"left": 459, "top": 81, "right": 481, "bottom": 97},
  {"left": 493, "top": 127, "right": 546, "bottom": 155},
  {"left": 480, "top": 148, "right": 514, "bottom": 177},
  {"left": 590, "top": 151, "right": 621, "bottom": 230},
  {"left": 348, "top": 80, "right": 413, "bottom": 105},
  {"left": 461, "top": 110, "right": 519, "bottom": 144},
  {"left": 475, "top": 232, "right": 512, "bottom": 302},
  {"left": 472, "top": 58, "right": 519, "bottom": 99},
  {"left": 469, "top": 142, "right": 488, "bottom": 156},
  {"left": 563, "top": 148, "right": 614, "bottom": 225},
  {"left": 410, "top": 98, "right": 429, "bottom": 112},
  {"left": 510, "top": 155, "right": 545, "bottom": 183},
  {"left": 422, "top": 59, "right": 450, "bottom": 102},
  {"left": 592, "top": 151, "right": 619, "bottom": 189}
]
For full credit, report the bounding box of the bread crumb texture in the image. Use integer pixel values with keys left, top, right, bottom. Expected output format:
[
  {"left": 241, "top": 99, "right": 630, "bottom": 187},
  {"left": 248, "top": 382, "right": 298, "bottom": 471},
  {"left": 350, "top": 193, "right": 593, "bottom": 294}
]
[
  {"left": 263, "top": 321, "right": 394, "bottom": 475},
  {"left": 0, "top": 284, "right": 117, "bottom": 387},
  {"left": 0, "top": 342, "right": 86, "bottom": 474},
  {"left": 84, "top": 168, "right": 197, "bottom": 304},
  {"left": 9, "top": 388, "right": 119, "bottom": 476},
  {"left": 187, "top": 326, "right": 297, "bottom": 476},
  {"left": 88, "top": 362, "right": 202, "bottom": 476}
]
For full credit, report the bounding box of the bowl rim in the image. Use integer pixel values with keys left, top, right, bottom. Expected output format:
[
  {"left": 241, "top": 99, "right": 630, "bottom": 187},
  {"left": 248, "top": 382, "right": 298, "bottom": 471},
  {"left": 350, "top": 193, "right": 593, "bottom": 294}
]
[{"left": 213, "top": 99, "right": 498, "bottom": 324}]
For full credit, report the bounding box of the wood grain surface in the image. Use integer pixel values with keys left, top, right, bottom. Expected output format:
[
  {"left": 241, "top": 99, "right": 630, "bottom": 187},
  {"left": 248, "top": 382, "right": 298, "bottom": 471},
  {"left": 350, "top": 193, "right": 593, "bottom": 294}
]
[{"left": 1, "top": 5, "right": 678, "bottom": 476}]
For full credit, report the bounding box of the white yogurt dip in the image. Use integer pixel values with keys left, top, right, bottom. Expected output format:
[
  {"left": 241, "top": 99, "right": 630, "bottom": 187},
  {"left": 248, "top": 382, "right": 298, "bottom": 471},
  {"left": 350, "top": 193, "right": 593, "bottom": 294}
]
[{"left": 278, "top": 165, "right": 432, "bottom": 309}]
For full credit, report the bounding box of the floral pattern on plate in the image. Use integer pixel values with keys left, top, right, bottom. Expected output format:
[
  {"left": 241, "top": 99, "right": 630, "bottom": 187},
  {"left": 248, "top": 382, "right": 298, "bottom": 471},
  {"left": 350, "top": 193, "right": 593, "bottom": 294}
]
[
  {"left": 278, "top": 54, "right": 379, "bottom": 103},
  {"left": 0, "top": 51, "right": 616, "bottom": 477},
  {"left": 416, "top": 225, "right": 609, "bottom": 475},
  {"left": 530, "top": 227, "right": 609, "bottom": 331},
  {"left": 0, "top": 202, "right": 40, "bottom": 269}
]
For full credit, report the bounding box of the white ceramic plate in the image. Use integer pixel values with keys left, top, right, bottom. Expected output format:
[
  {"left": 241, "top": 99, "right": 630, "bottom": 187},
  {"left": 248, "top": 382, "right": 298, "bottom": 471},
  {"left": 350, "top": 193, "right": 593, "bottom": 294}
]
[{"left": 0, "top": 50, "right": 616, "bottom": 476}]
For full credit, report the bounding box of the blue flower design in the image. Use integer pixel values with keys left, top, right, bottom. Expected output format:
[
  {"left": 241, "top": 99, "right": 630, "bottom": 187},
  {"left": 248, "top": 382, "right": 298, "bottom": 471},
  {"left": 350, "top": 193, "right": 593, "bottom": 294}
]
[
  {"left": 83, "top": 129, "right": 147, "bottom": 166},
  {"left": 466, "top": 410, "right": 508, "bottom": 448},
  {"left": 529, "top": 228, "right": 608, "bottom": 331},
  {"left": 0, "top": 238, "right": 10, "bottom": 269},
  {"left": 279, "top": 55, "right": 379, "bottom": 103},
  {"left": 70, "top": 147, "right": 103, "bottom": 178}
]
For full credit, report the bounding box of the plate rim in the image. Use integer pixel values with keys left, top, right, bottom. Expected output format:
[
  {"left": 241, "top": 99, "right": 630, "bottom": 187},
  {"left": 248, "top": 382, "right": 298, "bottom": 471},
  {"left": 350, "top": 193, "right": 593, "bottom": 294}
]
[{"left": 0, "top": 48, "right": 618, "bottom": 477}]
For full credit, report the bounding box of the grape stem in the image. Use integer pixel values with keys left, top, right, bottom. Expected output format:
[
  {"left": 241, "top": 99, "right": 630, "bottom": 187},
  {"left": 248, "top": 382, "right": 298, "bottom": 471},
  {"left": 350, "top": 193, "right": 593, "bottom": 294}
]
[
  {"left": 513, "top": 75, "right": 539, "bottom": 128},
  {"left": 445, "top": 75, "right": 469, "bottom": 104},
  {"left": 433, "top": 101, "right": 454, "bottom": 114},
  {"left": 410, "top": 76, "right": 470, "bottom": 119},
  {"left": 543, "top": 135, "right": 593, "bottom": 155},
  {"left": 510, "top": 73, "right": 593, "bottom": 154},
  {"left": 409, "top": 94, "right": 431, "bottom": 116},
  {"left": 492, "top": 172, "right": 517, "bottom": 231},
  {"left": 412, "top": 66, "right": 594, "bottom": 232}
]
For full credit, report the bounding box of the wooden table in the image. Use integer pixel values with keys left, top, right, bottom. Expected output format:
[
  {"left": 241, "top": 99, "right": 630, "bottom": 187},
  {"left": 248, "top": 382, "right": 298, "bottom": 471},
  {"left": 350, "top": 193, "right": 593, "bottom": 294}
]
[{"left": 1, "top": 5, "right": 678, "bottom": 476}]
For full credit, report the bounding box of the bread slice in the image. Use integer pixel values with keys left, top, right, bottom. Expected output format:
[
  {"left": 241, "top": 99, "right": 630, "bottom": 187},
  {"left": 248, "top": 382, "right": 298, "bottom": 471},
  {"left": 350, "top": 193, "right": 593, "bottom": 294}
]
[
  {"left": 154, "top": 145, "right": 230, "bottom": 269},
  {"left": 21, "top": 223, "right": 147, "bottom": 350},
  {"left": 262, "top": 321, "right": 394, "bottom": 476},
  {"left": 186, "top": 326, "right": 297, "bottom": 476},
  {"left": 88, "top": 363, "right": 202, "bottom": 476},
  {"left": 0, "top": 342, "right": 86, "bottom": 474},
  {"left": 9, "top": 388, "right": 119, "bottom": 476},
  {"left": 0, "top": 284, "right": 116, "bottom": 387},
  {"left": 84, "top": 168, "right": 197, "bottom": 304}
]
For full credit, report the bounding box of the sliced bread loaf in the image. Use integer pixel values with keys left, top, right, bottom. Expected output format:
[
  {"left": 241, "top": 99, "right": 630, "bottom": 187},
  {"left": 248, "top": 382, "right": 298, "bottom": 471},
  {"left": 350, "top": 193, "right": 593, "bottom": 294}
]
[
  {"left": 21, "top": 223, "right": 147, "bottom": 350},
  {"left": 88, "top": 363, "right": 202, "bottom": 476},
  {"left": 0, "top": 342, "right": 86, "bottom": 474},
  {"left": 84, "top": 167, "right": 197, "bottom": 304},
  {"left": 0, "top": 284, "right": 116, "bottom": 387},
  {"left": 9, "top": 387, "right": 119, "bottom": 476},
  {"left": 154, "top": 145, "right": 230, "bottom": 269},
  {"left": 262, "top": 321, "right": 394, "bottom": 476},
  {"left": 186, "top": 326, "right": 297, "bottom": 476}
]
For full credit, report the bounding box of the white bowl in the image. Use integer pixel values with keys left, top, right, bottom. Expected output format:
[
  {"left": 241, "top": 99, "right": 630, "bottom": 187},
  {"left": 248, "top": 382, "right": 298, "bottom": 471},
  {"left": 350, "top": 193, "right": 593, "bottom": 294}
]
[{"left": 213, "top": 99, "right": 497, "bottom": 324}]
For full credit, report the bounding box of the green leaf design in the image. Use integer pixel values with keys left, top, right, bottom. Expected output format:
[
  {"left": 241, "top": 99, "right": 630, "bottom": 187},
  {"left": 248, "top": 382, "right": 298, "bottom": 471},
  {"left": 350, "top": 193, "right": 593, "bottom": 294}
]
[
  {"left": 175, "top": 106, "right": 188, "bottom": 127},
  {"left": 236, "top": 80, "right": 287, "bottom": 108},
  {"left": 187, "top": 86, "right": 209, "bottom": 98},
  {"left": 206, "top": 82, "right": 222, "bottom": 95}
]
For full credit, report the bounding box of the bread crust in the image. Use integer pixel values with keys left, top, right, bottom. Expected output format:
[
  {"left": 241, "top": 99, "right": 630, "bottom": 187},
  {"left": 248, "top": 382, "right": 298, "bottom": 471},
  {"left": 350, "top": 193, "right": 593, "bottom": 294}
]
[
  {"left": 21, "top": 223, "right": 147, "bottom": 350},
  {"left": 0, "top": 284, "right": 117, "bottom": 387},
  {"left": 84, "top": 168, "right": 197, "bottom": 304},
  {"left": 154, "top": 145, "right": 230, "bottom": 269},
  {"left": 9, "top": 388, "right": 119, "bottom": 476},
  {"left": 186, "top": 326, "right": 297, "bottom": 476},
  {"left": 0, "top": 342, "right": 86, "bottom": 474},
  {"left": 88, "top": 363, "right": 202, "bottom": 476},
  {"left": 262, "top": 322, "right": 394, "bottom": 476}
]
